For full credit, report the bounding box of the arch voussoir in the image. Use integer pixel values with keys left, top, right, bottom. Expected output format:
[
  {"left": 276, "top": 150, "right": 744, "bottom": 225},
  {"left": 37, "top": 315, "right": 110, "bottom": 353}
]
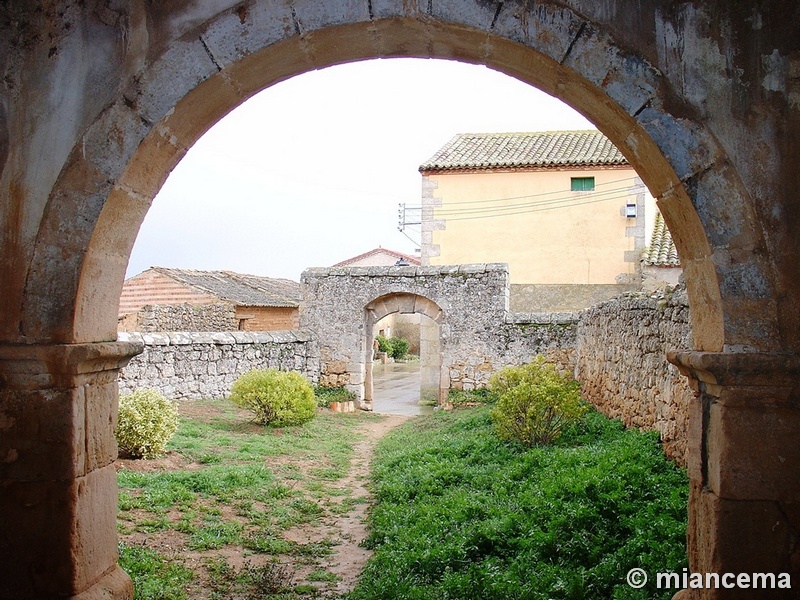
[
  {"left": 133, "top": 37, "right": 222, "bottom": 127},
  {"left": 562, "top": 23, "right": 662, "bottom": 118},
  {"left": 199, "top": 1, "right": 299, "bottom": 68},
  {"left": 491, "top": 2, "right": 585, "bottom": 63}
]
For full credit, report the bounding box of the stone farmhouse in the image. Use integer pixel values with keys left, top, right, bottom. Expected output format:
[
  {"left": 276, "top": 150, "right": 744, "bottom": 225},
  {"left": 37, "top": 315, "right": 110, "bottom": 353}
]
[
  {"left": 419, "top": 130, "right": 680, "bottom": 310},
  {"left": 119, "top": 267, "right": 301, "bottom": 331}
]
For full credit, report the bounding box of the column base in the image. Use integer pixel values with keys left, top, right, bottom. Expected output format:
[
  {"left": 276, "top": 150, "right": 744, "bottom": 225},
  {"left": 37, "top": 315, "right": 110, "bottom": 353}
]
[{"left": 69, "top": 566, "right": 133, "bottom": 600}]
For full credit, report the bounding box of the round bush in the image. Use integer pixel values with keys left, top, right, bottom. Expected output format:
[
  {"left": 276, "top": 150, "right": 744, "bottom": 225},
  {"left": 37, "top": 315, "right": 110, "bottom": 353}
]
[
  {"left": 389, "top": 337, "right": 409, "bottom": 360},
  {"left": 230, "top": 369, "right": 316, "bottom": 427},
  {"left": 116, "top": 389, "right": 179, "bottom": 459},
  {"left": 489, "top": 356, "right": 588, "bottom": 446}
]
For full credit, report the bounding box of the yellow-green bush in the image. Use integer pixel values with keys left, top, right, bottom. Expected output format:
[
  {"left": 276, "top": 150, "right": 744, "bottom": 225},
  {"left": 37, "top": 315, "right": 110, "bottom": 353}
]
[
  {"left": 230, "top": 369, "right": 316, "bottom": 427},
  {"left": 116, "top": 388, "right": 179, "bottom": 459},
  {"left": 489, "top": 356, "right": 588, "bottom": 446}
]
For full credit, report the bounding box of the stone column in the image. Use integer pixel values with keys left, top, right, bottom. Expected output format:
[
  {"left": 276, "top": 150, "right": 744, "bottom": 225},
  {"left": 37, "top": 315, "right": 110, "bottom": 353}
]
[
  {"left": 419, "top": 317, "right": 441, "bottom": 406},
  {"left": 668, "top": 351, "right": 800, "bottom": 599},
  {"left": 364, "top": 335, "right": 374, "bottom": 409},
  {"left": 0, "top": 341, "right": 142, "bottom": 600}
]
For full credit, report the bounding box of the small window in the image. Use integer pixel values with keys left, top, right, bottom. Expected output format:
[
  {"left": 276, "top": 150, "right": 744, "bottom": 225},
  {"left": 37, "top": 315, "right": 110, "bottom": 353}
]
[{"left": 571, "top": 176, "right": 595, "bottom": 192}]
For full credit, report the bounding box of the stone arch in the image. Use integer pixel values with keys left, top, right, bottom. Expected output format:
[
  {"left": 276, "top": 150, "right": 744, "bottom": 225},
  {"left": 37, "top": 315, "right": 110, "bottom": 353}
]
[
  {"left": 363, "top": 292, "right": 445, "bottom": 411},
  {"left": 366, "top": 292, "right": 443, "bottom": 325},
  {"left": 4, "top": 3, "right": 799, "bottom": 598},
  {"left": 18, "top": 1, "right": 777, "bottom": 355}
]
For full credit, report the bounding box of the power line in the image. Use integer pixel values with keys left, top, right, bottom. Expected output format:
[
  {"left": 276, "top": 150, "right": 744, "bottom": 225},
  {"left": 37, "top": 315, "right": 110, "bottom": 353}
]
[
  {"left": 428, "top": 184, "right": 636, "bottom": 218},
  {"left": 397, "top": 174, "right": 643, "bottom": 231},
  {"left": 442, "top": 192, "right": 633, "bottom": 222},
  {"left": 403, "top": 175, "right": 641, "bottom": 210}
]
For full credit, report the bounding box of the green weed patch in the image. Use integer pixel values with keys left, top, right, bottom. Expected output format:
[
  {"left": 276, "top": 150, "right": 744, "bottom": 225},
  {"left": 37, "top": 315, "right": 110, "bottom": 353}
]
[{"left": 348, "top": 408, "right": 688, "bottom": 600}]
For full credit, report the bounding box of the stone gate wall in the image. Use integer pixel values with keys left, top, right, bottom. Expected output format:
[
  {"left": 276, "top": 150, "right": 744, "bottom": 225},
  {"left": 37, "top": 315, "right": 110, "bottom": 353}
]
[
  {"left": 575, "top": 287, "right": 693, "bottom": 464},
  {"left": 300, "top": 264, "right": 579, "bottom": 399},
  {"left": 117, "top": 331, "right": 318, "bottom": 400},
  {"left": 449, "top": 312, "right": 578, "bottom": 390}
]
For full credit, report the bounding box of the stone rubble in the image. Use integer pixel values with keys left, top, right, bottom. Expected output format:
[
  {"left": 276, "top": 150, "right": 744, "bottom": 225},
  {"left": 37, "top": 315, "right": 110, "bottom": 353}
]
[{"left": 575, "top": 286, "right": 692, "bottom": 464}]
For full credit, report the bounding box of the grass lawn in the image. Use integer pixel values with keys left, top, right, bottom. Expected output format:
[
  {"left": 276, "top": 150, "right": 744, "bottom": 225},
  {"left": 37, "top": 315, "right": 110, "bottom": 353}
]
[
  {"left": 346, "top": 406, "right": 688, "bottom": 600},
  {"left": 118, "top": 398, "right": 688, "bottom": 600}
]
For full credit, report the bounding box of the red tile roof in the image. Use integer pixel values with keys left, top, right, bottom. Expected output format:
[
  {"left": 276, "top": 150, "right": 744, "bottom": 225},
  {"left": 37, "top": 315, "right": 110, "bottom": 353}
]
[
  {"left": 333, "top": 247, "right": 421, "bottom": 267},
  {"left": 420, "top": 131, "right": 628, "bottom": 172}
]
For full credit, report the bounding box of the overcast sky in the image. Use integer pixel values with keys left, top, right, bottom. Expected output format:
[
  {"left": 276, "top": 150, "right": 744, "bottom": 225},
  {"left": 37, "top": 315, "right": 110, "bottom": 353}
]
[{"left": 126, "top": 58, "right": 594, "bottom": 281}]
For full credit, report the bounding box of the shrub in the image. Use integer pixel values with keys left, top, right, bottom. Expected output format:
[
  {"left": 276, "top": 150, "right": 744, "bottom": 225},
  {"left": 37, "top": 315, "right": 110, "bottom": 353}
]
[
  {"left": 489, "top": 356, "right": 588, "bottom": 446},
  {"left": 116, "top": 389, "right": 179, "bottom": 459},
  {"left": 313, "top": 385, "right": 357, "bottom": 408},
  {"left": 388, "top": 337, "right": 409, "bottom": 360},
  {"left": 375, "top": 335, "right": 392, "bottom": 354},
  {"left": 375, "top": 335, "right": 410, "bottom": 360},
  {"left": 230, "top": 369, "right": 316, "bottom": 427},
  {"left": 448, "top": 387, "right": 496, "bottom": 407}
]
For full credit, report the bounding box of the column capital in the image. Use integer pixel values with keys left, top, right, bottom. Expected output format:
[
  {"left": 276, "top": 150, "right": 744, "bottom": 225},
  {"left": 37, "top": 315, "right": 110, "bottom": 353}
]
[
  {"left": 0, "top": 342, "right": 139, "bottom": 598},
  {"left": 667, "top": 350, "right": 800, "bottom": 404},
  {"left": 0, "top": 340, "right": 143, "bottom": 388},
  {"left": 0, "top": 341, "right": 143, "bottom": 482}
]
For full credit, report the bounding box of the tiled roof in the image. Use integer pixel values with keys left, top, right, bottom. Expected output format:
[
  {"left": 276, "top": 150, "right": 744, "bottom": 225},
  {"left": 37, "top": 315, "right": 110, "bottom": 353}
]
[
  {"left": 642, "top": 212, "right": 680, "bottom": 267},
  {"left": 333, "top": 247, "right": 421, "bottom": 267},
  {"left": 152, "top": 267, "right": 301, "bottom": 307},
  {"left": 419, "top": 131, "right": 628, "bottom": 172}
]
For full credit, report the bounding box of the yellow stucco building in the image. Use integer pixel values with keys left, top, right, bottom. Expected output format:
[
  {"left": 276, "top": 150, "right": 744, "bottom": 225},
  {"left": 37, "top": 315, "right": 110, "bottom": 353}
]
[{"left": 418, "top": 131, "right": 662, "bottom": 311}]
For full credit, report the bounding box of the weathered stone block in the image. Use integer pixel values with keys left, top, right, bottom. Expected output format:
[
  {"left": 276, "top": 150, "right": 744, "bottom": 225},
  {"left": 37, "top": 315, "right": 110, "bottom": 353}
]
[
  {"left": 707, "top": 402, "right": 800, "bottom": 501},
  {"left": 0, "top": 465, "right": 119, "bottom": 598},
  {"left": 132, "top": 38, "right": 220, "bottom": 126},
  {"left": 200, "top": 1, "right": 296, "bottom": 68},
  {"left": 492, "top": 2, "right": 584, "bottom": 63}
]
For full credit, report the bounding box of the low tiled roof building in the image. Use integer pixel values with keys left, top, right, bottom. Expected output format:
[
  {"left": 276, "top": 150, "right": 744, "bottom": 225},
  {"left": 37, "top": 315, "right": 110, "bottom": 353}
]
[
  {"left": 641, "top": 212, "right": 682, "bottom": 290},
  {"left": 419, "top": 130, "right": 628, "bottom": 172},
  {"left": 119, "top": 267, "right": 300, "bottom": 331}
]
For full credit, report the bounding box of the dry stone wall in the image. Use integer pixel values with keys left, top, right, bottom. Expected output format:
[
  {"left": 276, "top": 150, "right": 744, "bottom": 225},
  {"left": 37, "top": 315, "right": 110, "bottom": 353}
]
[
  {"left": 449, "top": 312, "right": 578, "bottom": 390},
  {"left": 118, "top": 302, "right": 237, "bottom": 332},
  {"left": 574, "top": 287, "right": 693, "bottom": 464},
  {"left": 118, "top": 331, "right": 318, "bottom": 400}
]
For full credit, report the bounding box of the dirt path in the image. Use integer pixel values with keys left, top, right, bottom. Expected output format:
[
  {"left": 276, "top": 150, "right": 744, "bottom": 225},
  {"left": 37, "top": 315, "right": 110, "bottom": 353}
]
[
  {"left": 325, "top": 414, "right": 409, "bottom": 593},
  {"left": 283, "top": 413, "right": 410, "bottom": 595}
]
